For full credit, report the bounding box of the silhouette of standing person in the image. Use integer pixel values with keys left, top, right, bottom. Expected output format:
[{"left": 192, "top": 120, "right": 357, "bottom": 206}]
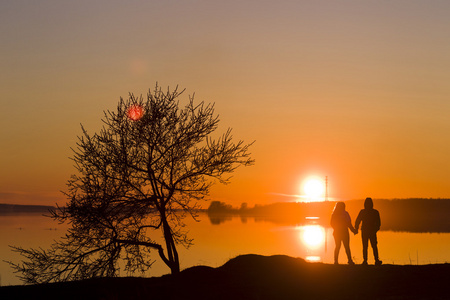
[
  {"left": 331, "top": 202, "right": 357, "bottom": 265},
  {"left": 355, "top": 197, "right": 382, "bottom": 265}
]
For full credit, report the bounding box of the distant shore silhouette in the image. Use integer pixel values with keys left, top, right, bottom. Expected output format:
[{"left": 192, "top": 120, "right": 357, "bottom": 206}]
[
  {"left": 207, "top": 198, "right": 450, "bottom": 233},
  {"left": 0, "top": 203, "right": 55, "bottom": 215},
  {"left": 2, "top": 199, "right": 449, "bottom": 232}
]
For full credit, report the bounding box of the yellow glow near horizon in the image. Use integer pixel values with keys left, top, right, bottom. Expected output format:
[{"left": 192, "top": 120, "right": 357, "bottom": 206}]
[{"left": 302, "top": 177, "right": 325, "bottom": 201}]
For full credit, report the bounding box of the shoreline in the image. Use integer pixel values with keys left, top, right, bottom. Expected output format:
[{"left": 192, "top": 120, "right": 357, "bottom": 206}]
[{"left": 2, "top": 254, "right": 449, "bottom": 300}]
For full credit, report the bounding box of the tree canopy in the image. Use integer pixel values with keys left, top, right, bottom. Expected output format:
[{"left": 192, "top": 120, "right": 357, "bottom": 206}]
[{"left": 9, "top": 84, "right": 254, "bottom": 284}]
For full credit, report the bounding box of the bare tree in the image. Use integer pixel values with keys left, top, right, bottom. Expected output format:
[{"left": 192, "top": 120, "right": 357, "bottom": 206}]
[{"left": 9, "top": 84, "right": 254, "bottom": 284}]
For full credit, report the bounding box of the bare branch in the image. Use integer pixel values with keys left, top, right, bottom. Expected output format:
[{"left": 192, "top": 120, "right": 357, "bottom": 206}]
[{"left": 9, "top": 83, "right": 254, "bottom": 283}]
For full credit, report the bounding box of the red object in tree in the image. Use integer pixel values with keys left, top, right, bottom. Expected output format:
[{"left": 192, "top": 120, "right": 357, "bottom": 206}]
[{"left": 127, "top": 105, "right": 144, "bottom": 121}]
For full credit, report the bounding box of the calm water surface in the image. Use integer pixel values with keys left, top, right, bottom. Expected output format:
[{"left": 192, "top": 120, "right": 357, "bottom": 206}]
[{"left": 1, "top": 213, "right": 449, "bottom": 286}]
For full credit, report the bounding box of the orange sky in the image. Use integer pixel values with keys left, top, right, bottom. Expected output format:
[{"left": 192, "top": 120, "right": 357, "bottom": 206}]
[{"left": 1, "top": 1, "right": 450, "bottom": 206}]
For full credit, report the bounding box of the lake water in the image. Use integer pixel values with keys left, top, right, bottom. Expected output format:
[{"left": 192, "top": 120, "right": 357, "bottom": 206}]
[{"left": 1, "top": 213, "right": 450, "bottom": 286}]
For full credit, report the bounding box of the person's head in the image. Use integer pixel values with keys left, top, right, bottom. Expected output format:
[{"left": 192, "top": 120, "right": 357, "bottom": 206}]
[
  {"left": 333, "top": 201, "right": 346, "bottom": 214},
  {"left": 364, "top": 197, "right": 374, "bottom": 209}
]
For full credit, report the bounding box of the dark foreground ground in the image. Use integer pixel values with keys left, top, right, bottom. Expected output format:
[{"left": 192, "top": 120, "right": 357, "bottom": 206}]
[{"left": 1, "top": 254, "right": 449, "bottom": 300}]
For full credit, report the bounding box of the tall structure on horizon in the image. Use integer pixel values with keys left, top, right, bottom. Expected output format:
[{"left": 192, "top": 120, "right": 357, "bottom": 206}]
[{"left": 325, "top": 176, "right": 328, "bottom": 201}]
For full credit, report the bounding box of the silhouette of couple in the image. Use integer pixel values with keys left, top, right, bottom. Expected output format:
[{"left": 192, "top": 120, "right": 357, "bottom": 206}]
[{"left": 330, "top": 197, "right": 382, "bottom": 265}]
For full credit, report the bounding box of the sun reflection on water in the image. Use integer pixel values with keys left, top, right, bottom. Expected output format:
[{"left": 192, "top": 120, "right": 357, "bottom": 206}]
[
  {"left": 301, "top": 225, "right": 325, "bottom": 248},
  {"left": 298, "top": 223, "right": 327, "bottom": 262},
  {"left": 305, "top": 256, "right": 322, "bottom": 262}
]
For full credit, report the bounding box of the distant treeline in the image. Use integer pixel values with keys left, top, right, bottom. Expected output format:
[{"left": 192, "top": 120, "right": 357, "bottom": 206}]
[
  {"left": 207, "top": 199, "right": 450, "bottom": 233},
  {"left": 0, "top": 203, "right": 55, "bottom": 215}
]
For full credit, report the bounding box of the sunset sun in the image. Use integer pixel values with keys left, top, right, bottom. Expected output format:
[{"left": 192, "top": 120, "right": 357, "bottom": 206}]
[{"left": 302, "top": 177, "right": 325, "bottom": 201}]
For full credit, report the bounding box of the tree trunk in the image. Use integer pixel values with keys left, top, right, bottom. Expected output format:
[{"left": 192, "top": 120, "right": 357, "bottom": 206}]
[{"left": 162, "top": 218, "right": 180, "bottom": 274}]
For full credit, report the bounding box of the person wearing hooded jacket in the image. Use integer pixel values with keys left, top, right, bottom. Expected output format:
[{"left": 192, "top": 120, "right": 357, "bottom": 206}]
[{"left": 355, "top": 197, "right": 382, "bottom": 265}]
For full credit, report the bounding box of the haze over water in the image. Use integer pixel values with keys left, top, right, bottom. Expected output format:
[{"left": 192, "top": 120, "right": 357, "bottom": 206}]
[{"left": 2, "top": 212, "right": 449, "bottom": 286}]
